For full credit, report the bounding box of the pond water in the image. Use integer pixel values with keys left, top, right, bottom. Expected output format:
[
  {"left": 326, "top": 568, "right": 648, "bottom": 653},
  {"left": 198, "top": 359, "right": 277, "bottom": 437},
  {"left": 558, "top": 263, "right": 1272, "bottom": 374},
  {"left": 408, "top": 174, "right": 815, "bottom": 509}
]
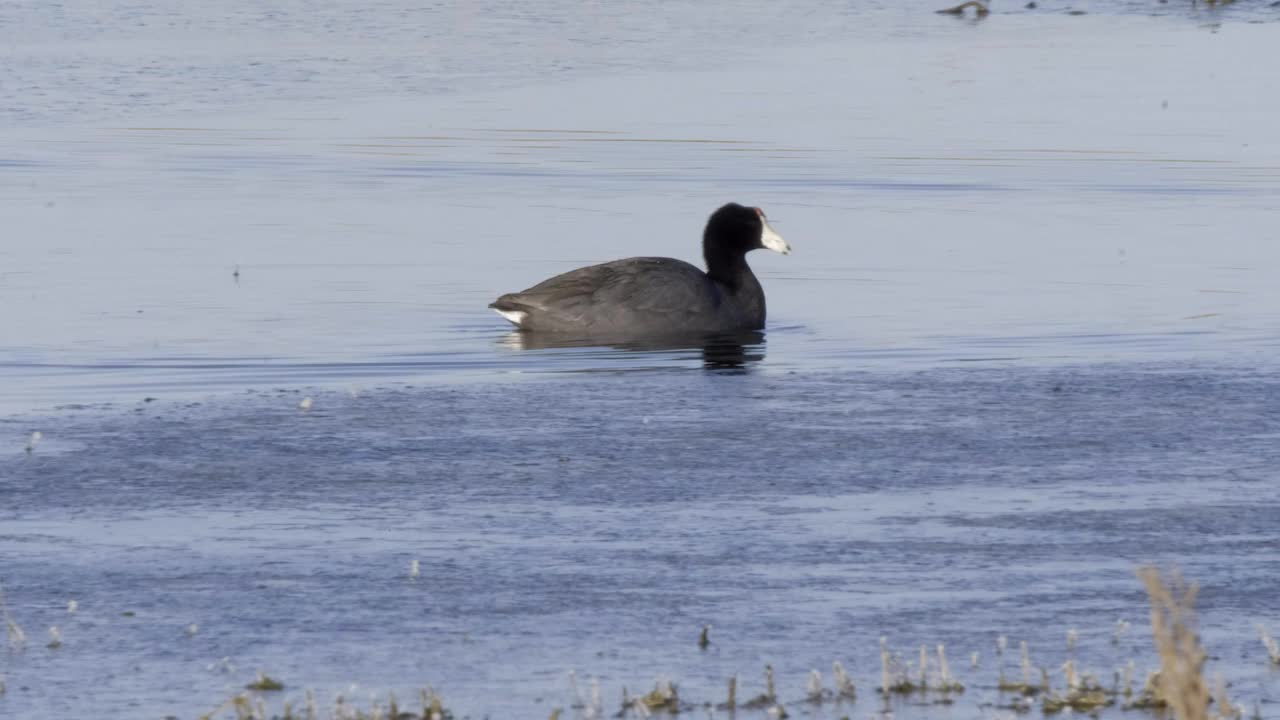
[{"left": 2, "top": 1, "right": 1279, "bottom": 718}]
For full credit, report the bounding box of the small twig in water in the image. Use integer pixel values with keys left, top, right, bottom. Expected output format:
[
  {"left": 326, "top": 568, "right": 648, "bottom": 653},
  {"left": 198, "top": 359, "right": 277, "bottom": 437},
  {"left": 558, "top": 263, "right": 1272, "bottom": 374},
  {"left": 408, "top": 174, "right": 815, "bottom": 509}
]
[
  {"left": 245, "top": 671, "right": 285, "bottom": 691},
  {"left": 1257, "top": 625, "right": 1280, "bottom": 665},
  {"left": 937, "top": 0, "right": 990, "bottom": 16},
  {"left": 833, "top": 660, "right": 856, "bottom": 699}
]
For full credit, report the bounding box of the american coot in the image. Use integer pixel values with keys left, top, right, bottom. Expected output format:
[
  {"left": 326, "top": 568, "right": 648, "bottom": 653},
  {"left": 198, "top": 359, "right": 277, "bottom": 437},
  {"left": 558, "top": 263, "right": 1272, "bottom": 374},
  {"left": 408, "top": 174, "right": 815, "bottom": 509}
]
[{"left": 489, "top": 202, "right": 790, "bottom": 334}]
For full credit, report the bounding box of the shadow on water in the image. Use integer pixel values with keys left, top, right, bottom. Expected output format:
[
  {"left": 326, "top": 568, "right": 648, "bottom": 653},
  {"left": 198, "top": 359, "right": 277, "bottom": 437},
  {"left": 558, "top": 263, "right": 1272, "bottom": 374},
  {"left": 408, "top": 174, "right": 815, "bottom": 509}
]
[{"left": 498, "top": 329, "right": 767, "bottom": 373}]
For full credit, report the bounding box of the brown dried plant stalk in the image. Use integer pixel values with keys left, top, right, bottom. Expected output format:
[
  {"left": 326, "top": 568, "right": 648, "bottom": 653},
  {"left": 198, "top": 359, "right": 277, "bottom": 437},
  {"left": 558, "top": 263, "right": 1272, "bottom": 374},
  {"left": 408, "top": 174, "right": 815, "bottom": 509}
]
[{"left": 1137, "top": 566, "right": 1213, "bottom": 720}]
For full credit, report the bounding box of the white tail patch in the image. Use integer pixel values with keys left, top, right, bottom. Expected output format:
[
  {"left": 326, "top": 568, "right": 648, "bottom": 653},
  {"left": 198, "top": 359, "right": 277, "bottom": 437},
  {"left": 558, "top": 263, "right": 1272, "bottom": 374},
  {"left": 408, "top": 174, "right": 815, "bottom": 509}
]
[{"left": 493, "top": 308, "right": 528, "bottom": 327}]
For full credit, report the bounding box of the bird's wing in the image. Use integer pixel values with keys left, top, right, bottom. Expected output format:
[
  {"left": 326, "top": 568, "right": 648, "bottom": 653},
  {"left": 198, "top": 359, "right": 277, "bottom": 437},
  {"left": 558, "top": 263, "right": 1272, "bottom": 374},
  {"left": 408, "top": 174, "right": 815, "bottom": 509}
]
[{"left": 491, "top": 257, "right": 719, "bottom": 330}]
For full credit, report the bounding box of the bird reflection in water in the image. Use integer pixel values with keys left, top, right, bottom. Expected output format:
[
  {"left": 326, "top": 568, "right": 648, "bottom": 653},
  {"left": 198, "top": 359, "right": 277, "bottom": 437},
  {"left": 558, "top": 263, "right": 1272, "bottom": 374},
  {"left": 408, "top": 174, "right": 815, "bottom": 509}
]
[{"left": 499, "top": 330, "right": 766, "bottom": 372}]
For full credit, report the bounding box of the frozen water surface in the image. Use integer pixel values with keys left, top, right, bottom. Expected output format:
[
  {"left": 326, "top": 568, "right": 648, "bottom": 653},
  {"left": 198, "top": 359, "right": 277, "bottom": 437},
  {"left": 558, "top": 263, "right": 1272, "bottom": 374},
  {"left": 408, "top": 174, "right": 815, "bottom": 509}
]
[{"left": 2, "top": 1, "right": 1279, "bottom": 718}]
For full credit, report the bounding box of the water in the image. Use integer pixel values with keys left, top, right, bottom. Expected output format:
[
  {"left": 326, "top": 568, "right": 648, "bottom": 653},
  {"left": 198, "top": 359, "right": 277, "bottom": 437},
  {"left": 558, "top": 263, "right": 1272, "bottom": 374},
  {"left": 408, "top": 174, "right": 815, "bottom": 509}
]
[{"left": 2, "top": 1, "right": 1280, "bottom": 718}]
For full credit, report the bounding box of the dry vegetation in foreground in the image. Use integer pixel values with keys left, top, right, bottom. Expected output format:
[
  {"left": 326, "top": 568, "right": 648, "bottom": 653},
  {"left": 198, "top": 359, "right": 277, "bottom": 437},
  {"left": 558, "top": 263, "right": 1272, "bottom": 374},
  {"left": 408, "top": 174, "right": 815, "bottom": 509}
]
[{"left": 2, "top": 567, "right": 1268, "bottom": 720}]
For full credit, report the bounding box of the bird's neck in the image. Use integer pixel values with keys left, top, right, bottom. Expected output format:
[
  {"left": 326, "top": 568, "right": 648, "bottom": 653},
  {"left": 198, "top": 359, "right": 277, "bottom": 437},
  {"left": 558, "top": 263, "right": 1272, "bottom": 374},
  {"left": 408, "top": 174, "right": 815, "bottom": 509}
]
[
  {"left": 705, "top": 248, "right": 756, "bottom": 292},
  {"left": 706, "top": 250, "right": 766, "bottom": 326}
]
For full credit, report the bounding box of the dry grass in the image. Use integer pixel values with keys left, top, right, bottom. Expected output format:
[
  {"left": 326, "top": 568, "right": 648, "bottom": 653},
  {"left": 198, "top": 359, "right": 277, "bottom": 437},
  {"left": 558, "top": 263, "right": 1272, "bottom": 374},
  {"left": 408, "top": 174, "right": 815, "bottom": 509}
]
[
  {"left": 10, "top": 568, "right": 1263, "bottom": 720},
  {"left": 1258, "top": 625, "right": 1280, "bottom": 666},
  {"left": 1136, "top": 566, "right": 1216, "bottom": 720},
  {"left": 1, "top": 589, "right": 26, "bottom": 652}
]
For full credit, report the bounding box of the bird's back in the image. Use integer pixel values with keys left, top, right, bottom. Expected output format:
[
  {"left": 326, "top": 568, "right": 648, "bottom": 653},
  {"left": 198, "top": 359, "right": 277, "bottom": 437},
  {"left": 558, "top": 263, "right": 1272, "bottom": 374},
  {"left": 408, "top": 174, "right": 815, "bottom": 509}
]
[{"left": 490, "top": 256, "right": 730, "bottom": 333}]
